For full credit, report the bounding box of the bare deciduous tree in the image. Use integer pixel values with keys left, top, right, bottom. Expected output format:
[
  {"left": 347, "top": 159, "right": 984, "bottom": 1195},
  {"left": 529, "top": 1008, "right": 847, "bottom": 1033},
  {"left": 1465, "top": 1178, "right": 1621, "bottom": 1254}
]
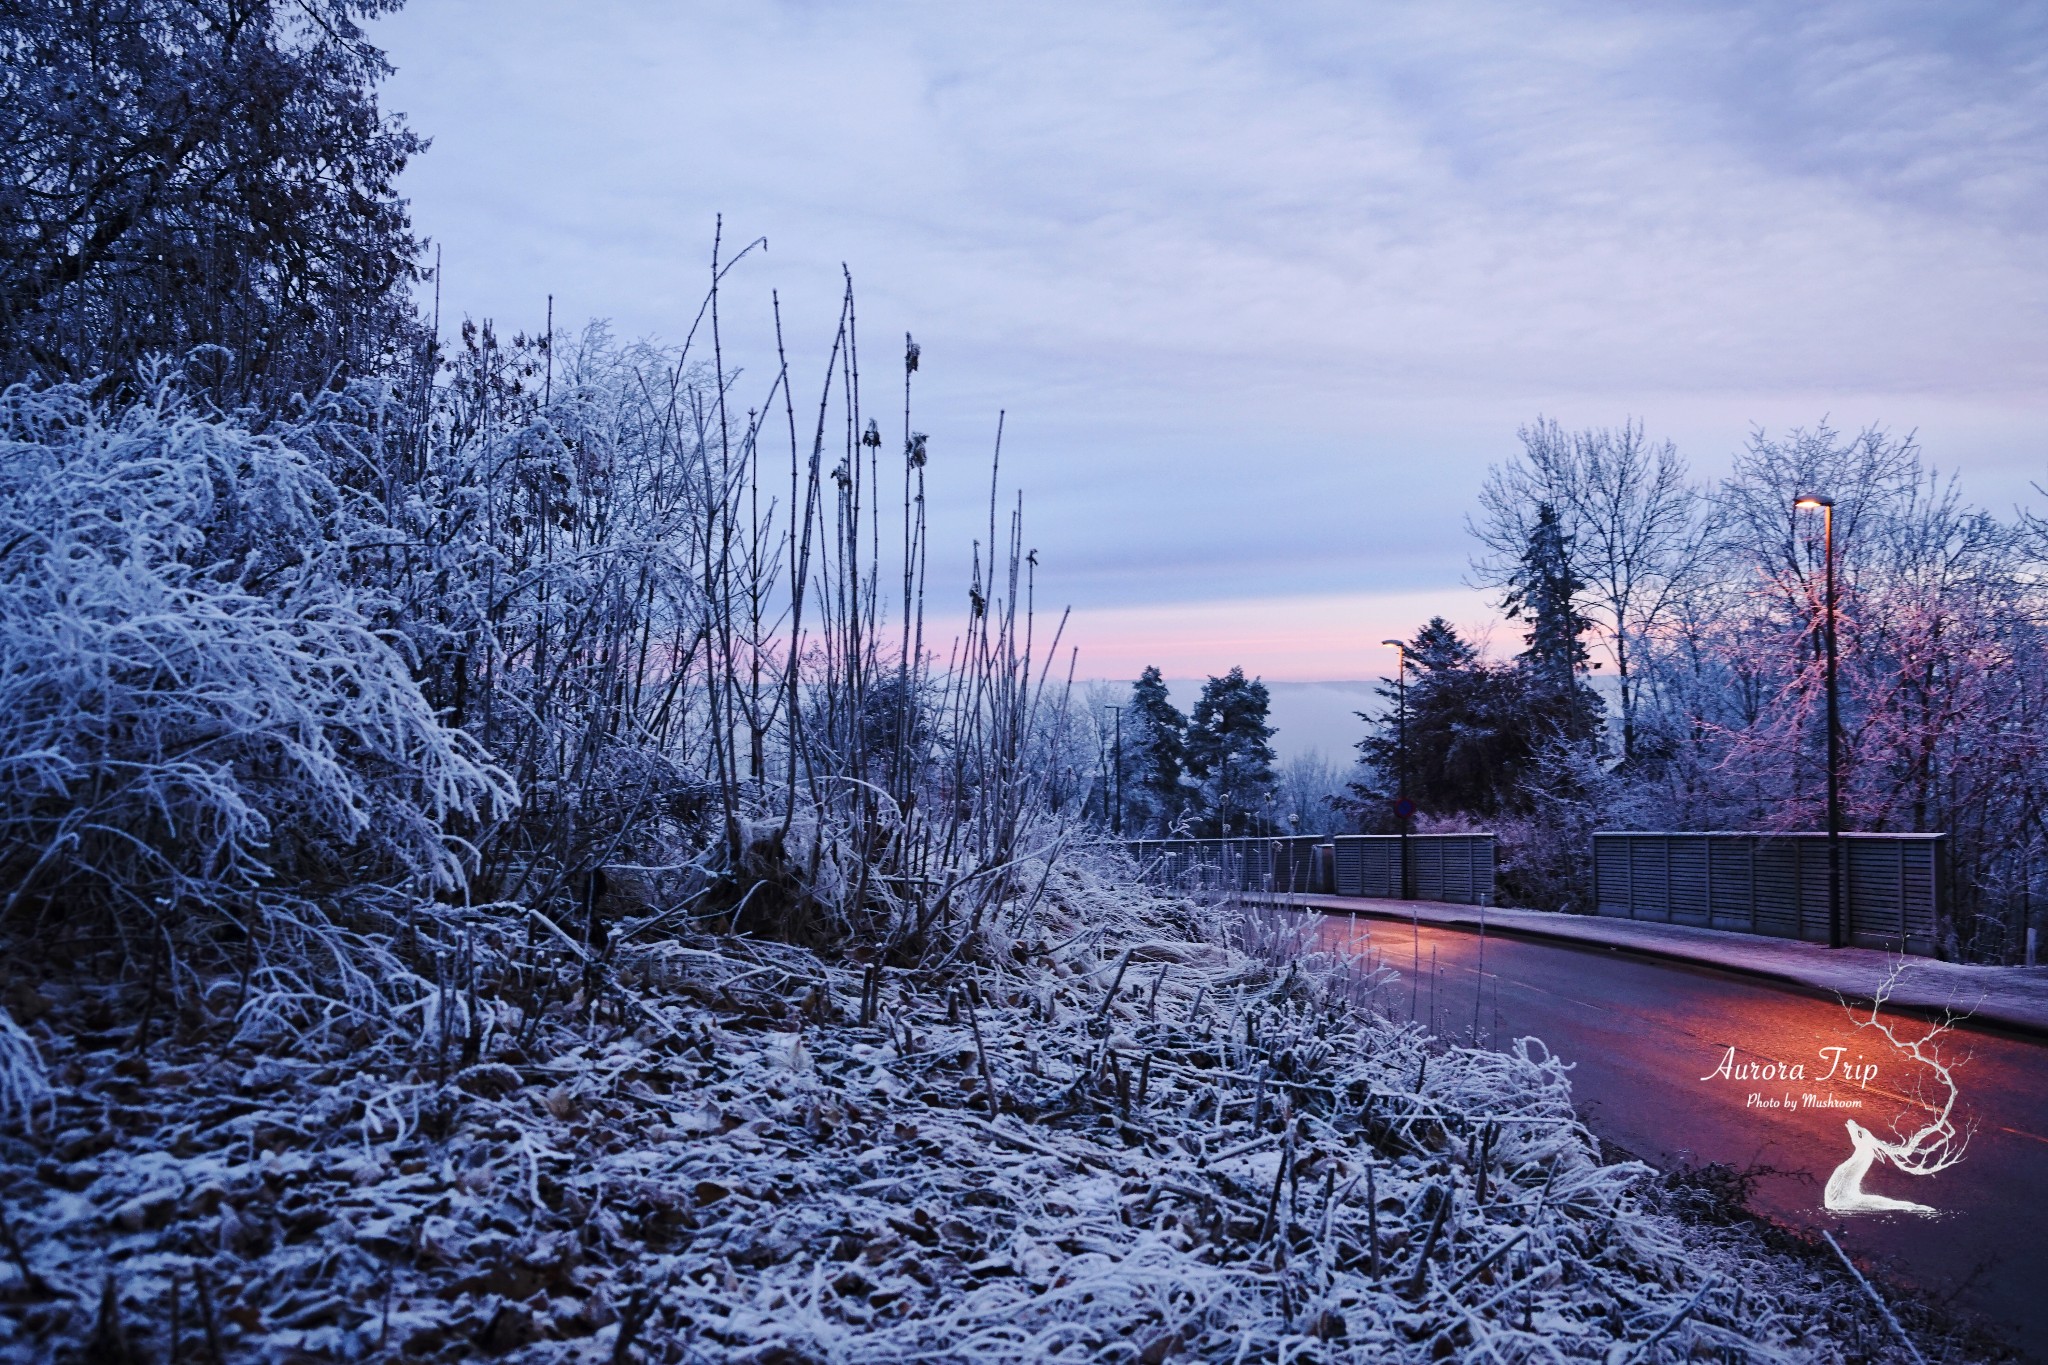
[{"left": 1470, "top": 418, "right": 1704, "bottom": 763}]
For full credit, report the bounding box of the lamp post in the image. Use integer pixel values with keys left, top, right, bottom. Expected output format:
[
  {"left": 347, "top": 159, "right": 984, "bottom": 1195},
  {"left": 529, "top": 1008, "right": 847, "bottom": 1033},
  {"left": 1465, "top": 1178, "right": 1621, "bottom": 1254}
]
[
  {"left": 1218, "top": 748, "right": 1231, "bottom": 841},
  {"left": 1104, "top": 704, "right": 1124, "bottom": 838},
  {"left": 1383, "top": 639, "right": 1411, "bottom": 900},
  {"left": 1795, "top": 495, "right": 1842, "bottom": 949}
]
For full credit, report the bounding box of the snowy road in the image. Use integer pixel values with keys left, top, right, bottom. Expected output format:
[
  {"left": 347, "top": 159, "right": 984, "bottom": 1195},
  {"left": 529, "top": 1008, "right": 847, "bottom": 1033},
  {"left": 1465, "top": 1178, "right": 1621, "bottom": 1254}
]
[{"left": 1313, "top": 910, "right": 2048, "bottom": 1358}]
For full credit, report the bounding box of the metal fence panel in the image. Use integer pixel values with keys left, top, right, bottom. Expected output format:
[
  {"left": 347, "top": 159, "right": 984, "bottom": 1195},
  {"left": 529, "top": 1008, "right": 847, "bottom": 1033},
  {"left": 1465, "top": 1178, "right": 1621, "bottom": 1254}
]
[
  {"left": 1592, "top": 832, "right": 1944, "bottom": 956},
  {"left": 1331, "top": 834, "right": 1496, "bottom": 905},
  {"left": 1707, "top": 840, "right": 1754, "bottom": 932},
  {"left": 1127, "top": 836, "right": 1327, "bottom": 894},
  {"left": 1669, "top": 839, "right": 1709, "bottom": 926},
  {"left": 1127, "top": 834, "right": 1494, "bottom": 903},
  {"left": 1333, "top": 838, "right": 1365, "bottom": 896},
  {"left": 1358, "top": 840, "right": 1399, "bottom": 897},
  {"left": 1752, "top": 839, "right": 1802, "bottom": 939}
]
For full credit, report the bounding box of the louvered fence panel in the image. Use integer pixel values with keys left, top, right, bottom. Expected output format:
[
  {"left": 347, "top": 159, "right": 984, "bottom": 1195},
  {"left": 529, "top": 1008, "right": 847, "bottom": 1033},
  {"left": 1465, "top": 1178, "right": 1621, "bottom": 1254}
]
[
  {"left": 1412, "top": 839, "right": 1444, "bottom": 901},
  {"left": 1752, "top": 839, "right": 1803, "bottom": 938},
  {"left": 1847, "top": 841, "right": 1901, "bottom": 950},
  {"left": 1900, "top": 840, "right": 1940, "bottom": 952},
  {"left": 1593, "top": 832, "right": 1944, "bottom": 957},
  {"left": 1328, "top": 835, "right": 1496, "bottom": 905},
  {"left": 1359, "top": 839, "right": 1400, "bottom": 897},
  {"left": 1128, "top": 835, "right": 1497, "bottom": 904},
  {"left": 1668, "top": 837, "right": 1711, "bottom": 926},
  {"left": 1334, "top": 838, "right": 1365, "bottom": 896},
  {"left": 1630, "top": 839, "right": 1672, "bottom": 922},
  {"left": 1596, "top": 838, "right": 1632, "bottom": 915},
  {"left": 1708, "top": 839, "right": 1755, "bottom": 932}
]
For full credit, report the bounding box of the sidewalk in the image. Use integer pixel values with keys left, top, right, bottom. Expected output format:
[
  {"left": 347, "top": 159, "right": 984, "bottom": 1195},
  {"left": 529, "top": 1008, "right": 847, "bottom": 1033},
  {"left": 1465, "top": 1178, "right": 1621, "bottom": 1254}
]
[{"left": 1279, "top": 893, "right": 2048, "bottom": 1038}]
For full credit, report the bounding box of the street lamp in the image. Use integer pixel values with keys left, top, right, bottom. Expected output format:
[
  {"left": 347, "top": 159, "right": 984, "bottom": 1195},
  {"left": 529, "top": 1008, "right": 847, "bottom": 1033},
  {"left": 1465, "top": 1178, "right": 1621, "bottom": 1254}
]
[
  {"left": 1383, "top": 639, "right": 1411, "bottom": 900},
  {"left": 1104, "top": 704, "right": 1124, "bottom": 838},
  {"left": 1218, "top": 747, "right": 1231, "bottom": 841},
  {"left": 1795, "top": 495, "right": 1843, "bottom": 949}
]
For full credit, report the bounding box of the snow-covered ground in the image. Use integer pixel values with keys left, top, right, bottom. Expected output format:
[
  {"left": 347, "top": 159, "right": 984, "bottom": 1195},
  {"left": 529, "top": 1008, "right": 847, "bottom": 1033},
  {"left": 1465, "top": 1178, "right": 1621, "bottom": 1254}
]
[{"left": 1, "top": 858, "right": 1965, "bottom": 1362}]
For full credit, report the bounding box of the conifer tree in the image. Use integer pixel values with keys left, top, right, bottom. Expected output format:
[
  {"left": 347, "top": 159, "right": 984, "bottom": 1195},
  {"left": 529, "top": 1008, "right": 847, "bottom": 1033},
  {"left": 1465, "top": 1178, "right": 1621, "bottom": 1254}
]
[
  {"left": 1504, "top": 503, "right": 1603, "bottom": 743},
  {"left": 1126, "top": 665, "right": 1187, "bottom": 833},
  {"left": 1349, "top": 619, "right": 1531, "bottom": 820},
  {"left": 1504, "top": 503, "right": 1591, "bottom": 689},
  {"left": 1185, "top": 666, "right": 1276, "bottom": 835}
]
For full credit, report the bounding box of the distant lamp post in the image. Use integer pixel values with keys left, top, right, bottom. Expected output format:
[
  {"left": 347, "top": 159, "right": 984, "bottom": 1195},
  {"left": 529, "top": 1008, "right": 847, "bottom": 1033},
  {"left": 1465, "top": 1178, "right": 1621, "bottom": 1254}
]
[
  {"left": 1216, "top": 744, "right": 1230, "bottom": 841},
  {"left": 1796, "top": 495, "right": 1844, "bottom": 949},
  {"left": 1383, "top": 639, "right": 1412, "bottom": 900},
  {"left": 1104, "top": 704, "right": 1124, "bottom": 837}
]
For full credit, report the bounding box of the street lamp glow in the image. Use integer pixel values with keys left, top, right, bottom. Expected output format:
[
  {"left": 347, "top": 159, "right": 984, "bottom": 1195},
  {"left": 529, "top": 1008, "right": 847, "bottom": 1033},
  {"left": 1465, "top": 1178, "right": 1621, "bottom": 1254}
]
[{"left": 1794, "top": 495, "right": 1833, "bottom": 510}]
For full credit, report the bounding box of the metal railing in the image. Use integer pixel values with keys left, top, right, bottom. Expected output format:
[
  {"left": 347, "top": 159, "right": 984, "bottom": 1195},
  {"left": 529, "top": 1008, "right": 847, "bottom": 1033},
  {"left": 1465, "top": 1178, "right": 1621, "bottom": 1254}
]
[
  {"left": 1125, "top": 833, "right": 1496, "bottom": 905},
  {"left": 1331, "top": 833, "right": 1495, "bottom": 904},
  {"left": 1124, "top": 836, "right": 1328, "bottom": 896},
  {"left": 1592, "top": 831, "right": 1945, "bottom": 956}
]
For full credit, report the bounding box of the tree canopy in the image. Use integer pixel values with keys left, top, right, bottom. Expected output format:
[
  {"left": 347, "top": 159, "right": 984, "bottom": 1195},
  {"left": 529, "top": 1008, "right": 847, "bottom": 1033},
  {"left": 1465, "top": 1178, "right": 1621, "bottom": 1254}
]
[
  {"left": 1185, "top": 666, "right": 1276, "bottom": 836},
  {"left": 1124, "top": 664, "right": 1187, "bottom": 834},
  {"left": 0, "top": 0, "right": 424, "bottom": 405},
  {"left": 1351, "top": 618, "right": 1546, "bottom": 821}
]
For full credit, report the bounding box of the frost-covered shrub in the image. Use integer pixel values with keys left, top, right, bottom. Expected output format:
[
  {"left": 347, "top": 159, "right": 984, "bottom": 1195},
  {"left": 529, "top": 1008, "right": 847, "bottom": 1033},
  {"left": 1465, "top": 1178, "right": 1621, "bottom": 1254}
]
[
  {"left": 0, "top": 1006, "right": 50, "bottom": 1133},
  {"left": 0, "top": 376, "right": 512, "bottom": 968}
]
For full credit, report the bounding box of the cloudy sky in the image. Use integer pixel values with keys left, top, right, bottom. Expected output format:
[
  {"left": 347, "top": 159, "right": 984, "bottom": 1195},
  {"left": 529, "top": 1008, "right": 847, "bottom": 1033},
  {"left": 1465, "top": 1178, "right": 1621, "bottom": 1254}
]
[{"left": 371, "top": 0, "right": 2048, "bottom": 685}]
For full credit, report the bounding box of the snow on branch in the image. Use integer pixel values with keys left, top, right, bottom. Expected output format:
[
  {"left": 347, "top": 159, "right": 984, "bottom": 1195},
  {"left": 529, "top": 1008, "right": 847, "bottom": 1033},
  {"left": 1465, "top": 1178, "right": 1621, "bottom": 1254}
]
[{"left": 0, "top": 373, "right": 512, "bottom": 986}]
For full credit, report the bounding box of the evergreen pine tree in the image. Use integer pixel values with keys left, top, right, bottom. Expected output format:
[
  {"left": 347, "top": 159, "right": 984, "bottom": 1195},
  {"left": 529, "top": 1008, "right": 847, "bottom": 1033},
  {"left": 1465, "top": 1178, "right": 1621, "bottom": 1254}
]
[
  {"left": 1347, "top": 617, "right": 1547, "bottom": 821},
  {"left": 1503, "top": 503, "right": 1592, "bottom": 690},
  {"left": 1185, "top": 667, "right": 1277, "bottom": 836},
  {"left": 1125, "top": 666, "right": 1187, "bottom": 834},
  {"left": 1409, "top": 616, "right": 1478, "bottom": 674},
  {"left": 1503, "top": 503, "right": 1603, "bottom": 744}
]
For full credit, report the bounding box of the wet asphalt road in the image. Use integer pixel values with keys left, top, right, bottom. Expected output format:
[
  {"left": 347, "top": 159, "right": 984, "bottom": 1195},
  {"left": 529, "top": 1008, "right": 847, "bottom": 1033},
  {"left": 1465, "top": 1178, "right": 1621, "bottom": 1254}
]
[{"left": 1311, "top": 908, "right": 2048, "bottom": 1357}]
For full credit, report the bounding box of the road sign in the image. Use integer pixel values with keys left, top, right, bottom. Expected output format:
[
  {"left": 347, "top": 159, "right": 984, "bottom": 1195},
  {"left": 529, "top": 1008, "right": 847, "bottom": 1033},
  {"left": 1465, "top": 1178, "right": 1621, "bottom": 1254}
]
[{"left": 1393, "top": 797, "right": 1417, "bottom": 820}]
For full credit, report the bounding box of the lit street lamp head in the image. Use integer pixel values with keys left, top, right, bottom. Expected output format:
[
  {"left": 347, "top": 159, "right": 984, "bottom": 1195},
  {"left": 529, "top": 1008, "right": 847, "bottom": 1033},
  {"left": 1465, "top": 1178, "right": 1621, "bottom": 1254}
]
[{"left": 1794, "top": 495, "right": 1834, "bottom": 510}]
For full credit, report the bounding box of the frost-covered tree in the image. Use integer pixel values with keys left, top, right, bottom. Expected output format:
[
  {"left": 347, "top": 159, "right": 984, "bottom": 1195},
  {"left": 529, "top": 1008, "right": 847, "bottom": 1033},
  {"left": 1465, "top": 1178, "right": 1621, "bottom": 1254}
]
[
  {"left": 0, "top": 0, "right": 425, "bottom": 404},
  {"left": 1124, "top": 665, "right": 1187, "bottom": 834},
  {"left": 1471, "top": 419, "right": 1704, "bottom": 764},
  {"left": 1276, "top": 749, "right": 1344, "bottom": 836},
  {"left": 1505, "top": 501, "right": 1585, "bottom": 676},
  {"left": 1454, "top": 419, "right": 2048, "bottom": 957},
  {"left": 1349, "top": 619, "right": 1537, "bottom": 823},
  {"left": 1621, "top": 423, "right": 2048, "bottom": 957},
  {"left": 1185, "top": 667, "right": 1275, "bottom": 836}
]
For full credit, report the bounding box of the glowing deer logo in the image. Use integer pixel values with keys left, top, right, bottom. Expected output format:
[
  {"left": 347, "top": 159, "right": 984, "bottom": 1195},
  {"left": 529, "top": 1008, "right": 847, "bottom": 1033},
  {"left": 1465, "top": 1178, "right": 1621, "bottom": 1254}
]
[{"left": 1822, "top": 970, "right": 1967, "bottom": 1216}]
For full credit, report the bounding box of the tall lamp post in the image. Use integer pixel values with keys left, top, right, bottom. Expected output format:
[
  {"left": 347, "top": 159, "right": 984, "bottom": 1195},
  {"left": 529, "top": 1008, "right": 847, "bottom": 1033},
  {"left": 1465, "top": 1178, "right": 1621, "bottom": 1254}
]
[
  {"left": 1104, "top": 704, "right": 1124, "bottom": 838},
  {"left": 1382, "top": 639, "right": 1411, "bottom": 900},
  {"left": 1795, "top": 495, "right": 1843, "bottom": 949},
  {"left": 1218, "top": 748, "right": 1231, "bottom": 842}
]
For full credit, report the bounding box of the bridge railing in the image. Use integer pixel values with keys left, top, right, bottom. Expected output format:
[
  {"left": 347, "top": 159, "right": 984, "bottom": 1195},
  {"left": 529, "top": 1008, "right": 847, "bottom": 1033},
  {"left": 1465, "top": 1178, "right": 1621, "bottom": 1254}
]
[
  {"left": 1331, "top": 834, "right": 1495, "bottom": 904},
  {"left": 1122, "top": 833, "right": 1496, "bottom": 905},
  {"left": 1592, "top": 831, "right": 1945, "bottom": 956},
  {"left": 1123, "top": 836, "right": 1327, "bottom": 897}
]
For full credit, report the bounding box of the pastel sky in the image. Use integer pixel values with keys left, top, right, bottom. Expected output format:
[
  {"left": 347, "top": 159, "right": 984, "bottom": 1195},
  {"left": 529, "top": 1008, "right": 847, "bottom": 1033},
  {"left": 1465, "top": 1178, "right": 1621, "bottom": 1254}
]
[{"left": 371, "top": 0, "right": 2048, "bottom": 682}]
